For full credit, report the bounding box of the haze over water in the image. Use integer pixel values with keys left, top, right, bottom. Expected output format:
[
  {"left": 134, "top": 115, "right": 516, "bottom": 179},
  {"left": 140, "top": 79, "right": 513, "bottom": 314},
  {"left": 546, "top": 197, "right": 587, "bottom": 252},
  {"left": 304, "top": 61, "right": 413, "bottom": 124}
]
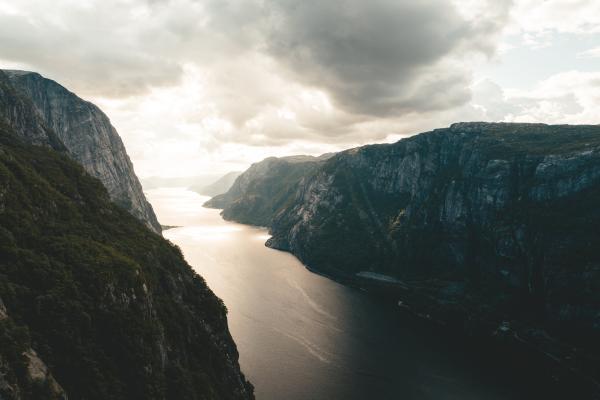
[{"left": 147, "top": 187, "right": 523, "bottom": 400}]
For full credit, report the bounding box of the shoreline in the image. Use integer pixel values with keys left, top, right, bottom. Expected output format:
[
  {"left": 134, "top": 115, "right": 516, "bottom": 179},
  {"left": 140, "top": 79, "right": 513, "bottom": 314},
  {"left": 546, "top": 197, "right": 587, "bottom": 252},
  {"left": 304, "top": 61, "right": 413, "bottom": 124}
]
[
  {"left": 206, "top": 203, "right": 599, "bottom": 399},
  {"left": 263, "top": 237, "right": 600, "bottom": 399}
]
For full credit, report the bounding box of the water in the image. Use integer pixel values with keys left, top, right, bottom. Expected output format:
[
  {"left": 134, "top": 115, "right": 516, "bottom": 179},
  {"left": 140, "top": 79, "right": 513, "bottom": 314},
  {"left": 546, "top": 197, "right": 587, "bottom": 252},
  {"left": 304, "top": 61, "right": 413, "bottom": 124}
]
[{"left": 147, "top": 187, "right": 523, "bottom": 400}]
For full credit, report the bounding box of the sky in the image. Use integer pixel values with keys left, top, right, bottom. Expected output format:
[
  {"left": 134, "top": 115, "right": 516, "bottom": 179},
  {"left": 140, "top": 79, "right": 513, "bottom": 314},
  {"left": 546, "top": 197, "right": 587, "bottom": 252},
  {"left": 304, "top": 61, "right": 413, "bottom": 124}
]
[{"left": 1, "top": 0, "right": 600, "bottom": 179}]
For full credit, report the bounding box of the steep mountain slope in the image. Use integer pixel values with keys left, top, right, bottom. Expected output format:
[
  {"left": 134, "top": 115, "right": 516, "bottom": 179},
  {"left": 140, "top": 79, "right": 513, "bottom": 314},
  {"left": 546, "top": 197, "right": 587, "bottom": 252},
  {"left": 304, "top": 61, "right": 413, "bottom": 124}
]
[
  {"left": 2, "top": 70, "right": 160, "bottom": 233},
  {"left": 211, "top": 122, "right": 600, "bottom": 393},
  {"left": 193, "top": 171, "right": 242, "bottom": 197},
  {"left": 0, "top": 124, "right": 253, "bottom": 399},
  {"left": 0, "top": 71, "right": 62, "bottom": 150},
  {"left": 204, "top": 155, "right": 330, "bottom": 226}
]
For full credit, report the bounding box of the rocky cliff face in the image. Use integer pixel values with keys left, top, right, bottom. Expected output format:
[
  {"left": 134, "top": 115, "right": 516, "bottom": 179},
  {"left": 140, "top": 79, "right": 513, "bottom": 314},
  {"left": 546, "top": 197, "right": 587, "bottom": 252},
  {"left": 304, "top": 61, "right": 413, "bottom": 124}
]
[
  {"left": 269, "top": 124, "right": 600, "bottom": 282},
  {"left": 1, "top": 70, "right": 161, "bottom": 233},
  {"left": 204, "top": 155, "right": 330, "bottom": 226},
  {"left": 0, "top": 71, "right": 62, "bottom": 150},
  {"left": 0, "top": 125, "right": 253, "bottom": 399},
  {"left": 212, "top": 122, "right": 600, "bottom": 392}
]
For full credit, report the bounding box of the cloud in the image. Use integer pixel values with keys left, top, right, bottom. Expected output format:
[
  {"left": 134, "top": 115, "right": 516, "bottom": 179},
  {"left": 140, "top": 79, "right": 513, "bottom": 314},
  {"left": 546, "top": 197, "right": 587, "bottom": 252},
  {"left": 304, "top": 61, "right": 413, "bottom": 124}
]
[
  {"left": 509, "top": 0, "right": 600, "bottom": 35},
  {"left": 0, "top": 0, "right": 514, "bottom": 177},
  {"left": 0, "top": 0, "right": 508, "bottom": 109},
  {"left": 262, "top": 0, "right": 510, "bottom": 116},
  {"left": 0, "top": 0, "right": 191, "bottom": 96},
  {"left": 504, "top": 71, "right": 597, "bottom": 124},
  {"left": 470, "top": 79, "right": 521, "bottom": 120},
  {"left": 469, "top": 72, "right": 600, "bottom": 124},
  {"left": 577, "top": 46, "right": 600, "bottom": 59}
]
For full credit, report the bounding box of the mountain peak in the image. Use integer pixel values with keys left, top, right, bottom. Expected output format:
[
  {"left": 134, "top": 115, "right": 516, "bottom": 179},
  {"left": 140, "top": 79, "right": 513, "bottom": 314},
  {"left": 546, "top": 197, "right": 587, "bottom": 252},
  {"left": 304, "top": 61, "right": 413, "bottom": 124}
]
[{"left": 1, "top": 69, "right": 161, "bottom": 233}]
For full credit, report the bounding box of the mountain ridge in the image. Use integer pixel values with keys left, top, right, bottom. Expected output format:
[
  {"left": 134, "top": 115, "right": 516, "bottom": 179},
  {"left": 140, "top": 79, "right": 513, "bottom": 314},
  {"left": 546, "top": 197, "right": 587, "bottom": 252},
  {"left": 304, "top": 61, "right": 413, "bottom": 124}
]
[
  {"left": 209, "top": 122, "right": 600, "bottom": 395},
  {"left": 192, "top": 171, "right": 242, "bottom": 197}
]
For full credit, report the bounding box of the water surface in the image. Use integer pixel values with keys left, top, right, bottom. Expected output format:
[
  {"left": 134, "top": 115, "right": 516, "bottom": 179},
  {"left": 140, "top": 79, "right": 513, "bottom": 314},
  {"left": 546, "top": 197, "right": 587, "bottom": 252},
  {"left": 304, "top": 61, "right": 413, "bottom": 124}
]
[{"left": 148, "top": 187, "right": 522, "bottom": 400}]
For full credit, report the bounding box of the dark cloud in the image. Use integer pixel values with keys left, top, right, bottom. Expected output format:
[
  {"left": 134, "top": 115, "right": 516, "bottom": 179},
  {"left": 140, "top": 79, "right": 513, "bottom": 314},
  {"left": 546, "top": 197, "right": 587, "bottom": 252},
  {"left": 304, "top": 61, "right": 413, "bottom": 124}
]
[
  {"left": 0, "top": 0, "right": 510, "bottom": 146},
  {"left": 0, "top": 4, "right": 184, "bottom": 96},
  {"left": 261, "top": 0, "right": 508, "bottom": 116}
]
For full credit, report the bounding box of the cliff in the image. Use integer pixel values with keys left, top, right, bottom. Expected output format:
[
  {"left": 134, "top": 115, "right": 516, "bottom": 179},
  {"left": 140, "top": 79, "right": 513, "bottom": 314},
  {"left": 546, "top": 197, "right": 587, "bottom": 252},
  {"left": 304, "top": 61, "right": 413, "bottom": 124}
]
[
  {"left": 211, "top": 122, "right": 600, "bottom": 394},
  {"left": 1, "top": 70, "right": 161, "bottom": 233},
  {"left": 0, "top": 71, "right": 62, "bottom": 150},
  {"left": 0, "top": 124, "right": 253, "bottom": 399},
  {"left": 204, "top": 155, "right": 331, "bottom": 226}
]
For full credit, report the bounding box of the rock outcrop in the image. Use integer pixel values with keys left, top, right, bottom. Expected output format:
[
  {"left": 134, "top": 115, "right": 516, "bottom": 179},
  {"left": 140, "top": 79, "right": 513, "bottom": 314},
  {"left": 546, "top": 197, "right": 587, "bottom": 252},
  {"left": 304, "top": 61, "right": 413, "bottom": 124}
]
[
  {"left": 0, "top": 70, "right": 160, "bottom": 233},
  {"left": 210, "top": 122, "right": 600, "bottom": 394}
]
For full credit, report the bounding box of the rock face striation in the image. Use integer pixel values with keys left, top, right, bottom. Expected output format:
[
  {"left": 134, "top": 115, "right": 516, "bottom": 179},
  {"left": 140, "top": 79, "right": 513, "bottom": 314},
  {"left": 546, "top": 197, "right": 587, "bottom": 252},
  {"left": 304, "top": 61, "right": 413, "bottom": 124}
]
[
  {"left": 0, "top": 70, "right": 161, "bottom": 233},
  {"left": 211, "top": 122, "right": 600, "bottom": 393}
]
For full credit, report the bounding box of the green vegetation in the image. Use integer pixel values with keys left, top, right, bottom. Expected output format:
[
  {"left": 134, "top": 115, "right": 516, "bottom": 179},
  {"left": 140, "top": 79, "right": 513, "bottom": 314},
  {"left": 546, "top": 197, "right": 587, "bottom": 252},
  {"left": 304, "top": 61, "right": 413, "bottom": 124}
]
[{"left": 0, "top": 125, "right": 252, "bottom": 399}]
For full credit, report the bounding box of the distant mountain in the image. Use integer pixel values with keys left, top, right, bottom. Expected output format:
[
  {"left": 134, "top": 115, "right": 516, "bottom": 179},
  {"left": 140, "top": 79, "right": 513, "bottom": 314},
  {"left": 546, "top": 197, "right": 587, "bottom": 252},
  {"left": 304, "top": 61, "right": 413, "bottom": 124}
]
[
  {"left": 209, "top": 122, "right": 600, "bottom": 394},
  {"left": 192, "top": 171, "right": 242, "bottom": 197},
  {"left": 1, "top": 70, "right": 161, "bottom": 233},
  {"left": 141, "top": 175, "right": 221, "bottom": 190},
  {"left": 204, "top": 155, "right": 332, "bottom": 226},
  {"left": 0, "top": 70, "right": 253, "bottom": 399}
]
